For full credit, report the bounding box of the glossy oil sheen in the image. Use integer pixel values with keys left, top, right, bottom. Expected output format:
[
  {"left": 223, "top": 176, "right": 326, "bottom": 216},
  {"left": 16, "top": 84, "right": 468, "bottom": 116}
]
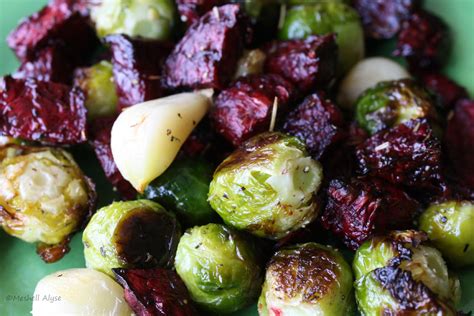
[{"left": 0, "top": 0, "right": 473, "bottom": 315}]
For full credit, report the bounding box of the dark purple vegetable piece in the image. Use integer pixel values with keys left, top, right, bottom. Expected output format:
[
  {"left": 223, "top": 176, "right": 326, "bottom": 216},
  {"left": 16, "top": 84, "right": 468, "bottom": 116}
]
[
  {"left": 88, "top": 117, "right": 137, "bottom": 200},
  {"left": 283, "top": 91, "right": 345, "bottom": 159},
  {"left": 420, "top": 72, "right": 468, "bottom": 110},
  {"left": 264, "top": 34, "right": 337, "bottom": 94},
  {"left": 7, "top": 0, "right": 98, "bottom": 63},
  {"left": 351, "top": 0, "right": 420, "bottom": 39},
  {"left": 320, "top": 177, "right": 420, "bottom": 250},
  {"left": 176, "top": 0, "right": 224, "bottom": 26},
  {"left": 211, "top": 74, "right": 296, "bottom": 146},
  {"left": 355, "top": 119, "right": 447, "bottom": 196},
  {"left": 0, "top": 76, "right": 87, "bottom": 145},
  {"left": 394, "top": 10, "right": 450, "bottom": 70},
  {"left": 162, "top": 4, "right": 247, "bottom": 91},
  {"left": 114, "top": 268, "right": 198, "bottom": 316},
  {"left": 104, "top": 34, "right": 172, "bottom": 110}
]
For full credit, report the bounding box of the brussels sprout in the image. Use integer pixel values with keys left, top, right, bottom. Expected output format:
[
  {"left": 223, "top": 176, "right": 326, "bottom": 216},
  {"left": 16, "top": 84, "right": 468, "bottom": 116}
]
[
  {"left": 258, "top": 243, "right": 355, "bottom": 316},
  {"left": 419, "top": 200, "right": 474, "bottom": 267},
  {"left": 234, "top": 49, "right": 266, "bottom": 79},
  {"left": 174, "top": 223, "right": 262, "bottom": 313},
  {"left": 141, "top": 157, "right": 219, "bottom": 227},
  {"left": 90, "top": 0, "right": 176, "bottom": 40},
  {"left": 83, "top": 199, "right": 180, "bottom": 276},
  {"left": 208, "top": 132, "right": 323, "bottom": 240},
  {"left": 0, "top": 145, "right": 95, "bottom": 262},
  {"left": 279, "top": 2, "right": 364, "bottom": 74},
  {"left": 74, "top": 61, "right": 118, "bottom": 119},
  {"left": 355, "top": 79, "right": 437, "bottom": 135}
]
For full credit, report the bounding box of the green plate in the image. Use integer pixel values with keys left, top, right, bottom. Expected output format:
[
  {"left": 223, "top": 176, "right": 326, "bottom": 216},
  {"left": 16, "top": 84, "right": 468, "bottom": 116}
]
[{"left": 0, "top": 1, "right": 473, "bottom": 315}]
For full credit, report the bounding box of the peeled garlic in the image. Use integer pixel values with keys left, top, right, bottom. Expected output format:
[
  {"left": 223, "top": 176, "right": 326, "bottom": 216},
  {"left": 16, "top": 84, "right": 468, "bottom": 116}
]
[
  {"left": 337, "top": 57, "right": 410, "bottom": 109},
  {"left": 32, "top": 268, "right": 132, "bottom": 316},
  {"left": 111, "top": 91, "right": 212, "bottom": 192}
]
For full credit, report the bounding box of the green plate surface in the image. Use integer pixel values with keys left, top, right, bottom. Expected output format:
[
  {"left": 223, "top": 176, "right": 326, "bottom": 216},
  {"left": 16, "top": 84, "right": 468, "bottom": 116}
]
[{"left": 0, "top": 0, "right": 473, "bottom": 315}]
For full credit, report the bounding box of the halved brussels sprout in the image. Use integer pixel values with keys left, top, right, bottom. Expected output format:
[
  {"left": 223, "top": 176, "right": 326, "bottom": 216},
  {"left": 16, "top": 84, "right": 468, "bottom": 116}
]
[
  {"left": 174, "top": 223, "right": 262, "bottom": 314},
  {"left": 279, "top": 2, "right": 364, "bottom": 74},
  {"left": 83, "top": 199, "right": 180, "bottom": 276},
  {"left": 90, "top": 0, "right": 176, "bottom": 40},
  {"left": 208, "top": 132, "right": 323, "bottom": 240},
  {"left": 74, "top": 60, "right": 118, "bottom": 119},
  {"left": 258, "top": 243, "right": 354, "bottom": 316},
  {"left": 141, "top": 157, "right": 219, "bottom": 227},
  {"left": 355, "top": 79, "right": 437, "bottom": 135},
  {"left": 0, "top": 145, "right": 95, "bottom": 263},
  {"left": 419, "top": 200, "right": 474, "bottom": 267}
]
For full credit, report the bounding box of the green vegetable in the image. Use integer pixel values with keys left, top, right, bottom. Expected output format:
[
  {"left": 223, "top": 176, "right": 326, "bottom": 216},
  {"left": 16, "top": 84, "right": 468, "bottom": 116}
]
[
  {"left": 0, "top": 145, "right": 94, "bottom": 254},
  {"left": 90, "top": 0, "right": 176, "bottom": 40},
  {"left": 141, "top": 157, "right": 218, "bottom": 227},
  {"left": 174, "top": 223, "right": 262, "bottom": 314},
  {"left": 83, "top": 200, "right": 180, "bottom": 277},
  {"left": 208, "top": 132, "right": 323, "bottom": 240},
  {"left": 355, "top": 79, "right": 437, "bottom": 135},
  {"left": 258, "top": 243, "right": 355, "bottom": 316},
  {"left": 74, "top": 61, "right": 118, "bottom": 119},
  {"left": 419, "top": 200, "right": 474, "bottom": 267},
  {"left": 279, "top": 2, "right": 364, "bottom": 74}
]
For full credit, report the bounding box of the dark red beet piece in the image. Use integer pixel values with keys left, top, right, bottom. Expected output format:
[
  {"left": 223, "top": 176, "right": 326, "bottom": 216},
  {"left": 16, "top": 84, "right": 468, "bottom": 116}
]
[
  {"left": 162, "top": 4, "right": 246, "bottom": 91},
  {"left": 176, "top": 0, "right": 224, "bottom": 26},
  {"left": 355, "top": 119, "right": 447, "bottom": 196},
  {"left": 352, "top": 0, "right": 420, "bottom": 39},
  {"left": 88, "top": 117, "right": 137, "bottom": 200},
  {"left": 420, "top": 72, "right": 468, "bottom": 110},
  {"left": 321, "top": 177, "right": 420, "bottom": 250},
  {"left": 13, "top": 46, "right": 74, "bottom": 84},
  {"left": 113, "top": 268, "right": 198, "bottom": 316},
  {"left": 445, "top": 99, "right": 474, "bottom": 189},
  {"left": 283, "top": 92, "right": 345, "bottom": 159},
  {"left": 211, "top": 74, "right": 296, "bottom": 146},
  {"left": 0, "top": 76, "right": 87, "bottom": 145},
  {"left": 104, "top": 34, "right": 173, "bottom": 110},
  {"left": 7, "top": 0, "right": 98, "bottom": 63},
  {"left": 264, "top": 34, "right": 337, "bottom": 94},
  {"left": 394, "top": 10, "right": 450, "bottom": 70}
]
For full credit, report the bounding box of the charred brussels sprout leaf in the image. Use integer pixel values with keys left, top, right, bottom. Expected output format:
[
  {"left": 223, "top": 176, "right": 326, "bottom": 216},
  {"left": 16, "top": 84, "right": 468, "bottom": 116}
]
[
  {"left": 419, "top": 200, "right": 474, "bottom": 267},
  {"left": 355, "top": 79, "right": 437, "bottom": 135},
  {"left": 0, "top": 145, "right": 95, "bottom": 263},
  {"left": 174, "top": 223, "right": 262, "bottom": 313},
  {"left": 83, "top": 200, "right": 181, "bottom": 276},
  {"left": 90, "top": 0, "right": 176, "bottom": 40},
  {"left": 279, "top": 2, "right": 364, "bottom": 74},
  {"left": 208, "top": 132, "right": 323, "bottom": 240},
  {"left": 258, "top": 243, "right": 355, "bottom": 316},
  {"left": 141, "top": 157, "right": 218, "bottom": 227}
]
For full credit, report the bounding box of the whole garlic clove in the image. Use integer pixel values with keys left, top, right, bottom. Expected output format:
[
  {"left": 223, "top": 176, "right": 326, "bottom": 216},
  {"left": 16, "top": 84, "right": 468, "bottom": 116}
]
[
  {"left": 111, "top": 91, "right": 212, "bottom": 192},
  {"left": 337, "top": 57, "right": 410, "bottom": 109}
]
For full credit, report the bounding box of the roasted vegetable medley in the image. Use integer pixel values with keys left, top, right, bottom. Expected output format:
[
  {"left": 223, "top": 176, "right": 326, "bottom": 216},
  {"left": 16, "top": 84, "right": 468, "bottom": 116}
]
[{"left": 0, "top": 0, "right": 473, "bottom": 315}]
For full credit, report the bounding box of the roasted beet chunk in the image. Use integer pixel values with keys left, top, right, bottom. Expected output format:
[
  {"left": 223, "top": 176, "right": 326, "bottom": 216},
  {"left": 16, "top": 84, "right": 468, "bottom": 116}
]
[
  {"left": 352, "top": 0, "right": 420, "bottom": 39},
  {"left": 162, "top": 4, "right": 246, "bottom": 91},
  {"left": 264, "top": 35, "right": 337, "bottom": 94},
  {"left": 356, "top": 119, "right": 446, "bottom": 196},
  {"left": 88, "top": 117, "right": 136, "bottom": 200},
  {"left": 0, "top": 76, "right": 87, "bottom": 145},
  {"left": 7, "top": 0, "right": 98, "bottom": 63},
  {"left": 445, "top": 100, "right": 474, "bottom": 188},
  {"left": 211, "top": 74, "right": 295, "bottom": 146},
  {"left": 321, "top": 177, "right": 420, "bottom": 249},
  {"left": 105, "top": 34, "right": 172, "bottom": 110},
  {"left": 283, "top": 92, "right": 345, "bottom": 159},
  {"left": 176, "top": 0, "right": 224, "bottom": 26},
  {"left": 420, "top": 72, "right": 468, "bottom": 110},
  {"left": 114, "top": 268, "right": 198, "bottom": 316},
  {"left": 13, "top": 46, "right": 73, "bottom": 84},
  {"left": 394, "top": 10, "right": 450, "bottom": 70}
]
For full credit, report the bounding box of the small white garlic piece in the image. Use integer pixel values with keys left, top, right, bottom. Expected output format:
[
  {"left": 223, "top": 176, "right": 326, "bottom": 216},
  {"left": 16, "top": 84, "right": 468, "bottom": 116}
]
[
  {"left": 32, "top": 268, "right": 132, "bottom": 316},
  {"left": 337, "top": 57, "right": 410, "bottom": 109},
  {"left": 111, "top": 91, "right": 212, "bottom": 192}
]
